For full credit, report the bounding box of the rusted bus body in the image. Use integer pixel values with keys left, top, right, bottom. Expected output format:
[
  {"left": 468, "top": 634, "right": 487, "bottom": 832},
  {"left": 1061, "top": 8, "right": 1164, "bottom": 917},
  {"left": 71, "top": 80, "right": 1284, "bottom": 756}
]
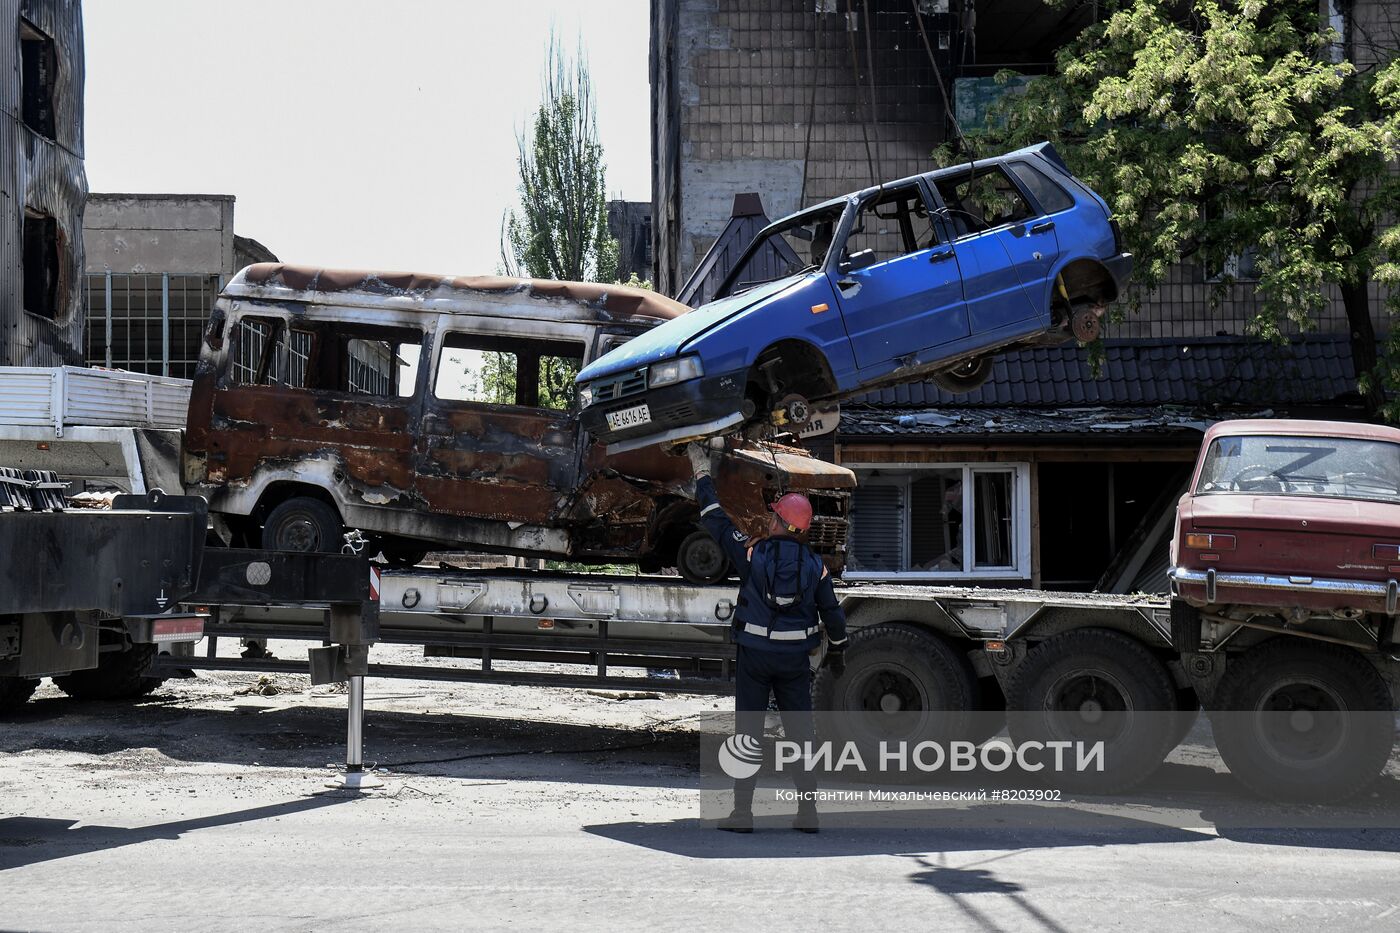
[
  {"left": 0, "top": 0, "right": 87, "bottom": 366},
  {"left": 183, "top": 264, "right": 853, "bottom": 574}
]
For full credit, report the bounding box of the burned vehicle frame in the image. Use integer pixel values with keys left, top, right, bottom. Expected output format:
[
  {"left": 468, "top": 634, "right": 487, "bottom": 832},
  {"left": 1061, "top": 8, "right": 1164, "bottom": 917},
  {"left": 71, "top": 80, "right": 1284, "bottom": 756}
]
[{"left": 182, "top": 264, "right": 853, "bottom": 582}]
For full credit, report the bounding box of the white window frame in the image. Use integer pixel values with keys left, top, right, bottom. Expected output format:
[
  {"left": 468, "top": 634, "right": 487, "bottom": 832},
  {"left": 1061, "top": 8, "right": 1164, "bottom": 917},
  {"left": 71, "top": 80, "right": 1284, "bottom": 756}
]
[{"left": 844, "top": 462, "right": 1032, "bottom": 581}]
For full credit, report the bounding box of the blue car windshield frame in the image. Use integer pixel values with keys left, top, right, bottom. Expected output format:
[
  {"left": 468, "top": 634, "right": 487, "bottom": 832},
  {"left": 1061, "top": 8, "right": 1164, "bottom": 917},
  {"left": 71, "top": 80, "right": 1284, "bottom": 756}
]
[{"left": 715, "top": 202, "right": 849, "bottom": 299}]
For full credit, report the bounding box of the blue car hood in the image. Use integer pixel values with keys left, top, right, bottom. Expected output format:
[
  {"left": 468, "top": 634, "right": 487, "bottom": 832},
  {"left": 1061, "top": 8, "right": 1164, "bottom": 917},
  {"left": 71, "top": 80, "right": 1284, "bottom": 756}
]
[{"left": 577, "top": 276, "right": 803, "bottom": 382}]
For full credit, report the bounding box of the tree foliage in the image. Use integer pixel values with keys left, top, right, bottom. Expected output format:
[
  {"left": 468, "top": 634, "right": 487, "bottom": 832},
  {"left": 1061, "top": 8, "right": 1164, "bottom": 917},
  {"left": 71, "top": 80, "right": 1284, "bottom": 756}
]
[
  {"left": 502, "top": 34, "right": 619, "bottom": 284},
  {"left": 969, "top": 0, "right": 1400, "bottom": 417}
]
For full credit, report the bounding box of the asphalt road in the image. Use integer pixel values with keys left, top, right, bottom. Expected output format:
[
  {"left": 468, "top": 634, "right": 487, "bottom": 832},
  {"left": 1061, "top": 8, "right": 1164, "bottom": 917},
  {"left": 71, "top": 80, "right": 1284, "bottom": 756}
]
[{"left": 3, "top": 658, "right": 1399, "bottom": 932}]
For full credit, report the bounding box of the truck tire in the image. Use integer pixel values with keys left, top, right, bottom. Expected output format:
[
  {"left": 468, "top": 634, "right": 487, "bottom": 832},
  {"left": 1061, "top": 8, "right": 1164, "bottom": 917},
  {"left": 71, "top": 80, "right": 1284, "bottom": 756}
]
[
  {"left": 1211, "top": 639, "right": 1394, "bottom": 803},
  {"left": 814, "top": 623, "right": 980, "bottom": 783},
  {"left": 676, "top": 530, "right": 730, "bottom": 585},
  {"left": 0, "top": 676, "right": 38, "bottom": 713},
  {"left": 1006, "top": 628, "right": 1177, "bottom": 793},
  {"left": 53, "top": 644, "right": 164, "bottom": 701},
  {"left": 262, "top": 497, "right": 343, "bottom": 553}
]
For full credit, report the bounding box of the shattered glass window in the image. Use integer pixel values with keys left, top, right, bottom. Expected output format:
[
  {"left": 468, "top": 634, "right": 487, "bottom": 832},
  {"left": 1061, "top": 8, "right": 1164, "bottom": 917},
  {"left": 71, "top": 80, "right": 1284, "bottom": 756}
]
[
  {"left": 230, "top": 317, "right": 286, "bottom": 386},
  {"left": 973, "top": 471, "right": 1014, "bottom": 568},
  {"left": 847, "top": 466, "right": 1022, "bottom": 577},
  {"left": 842, "top": 185, "right": 942, "bottom": 267},
  {"left": 537, "top": 353, "right": 582, "bottom": 411},
  {"left": 436, "top": 343, "right": 517, "bottom": 406},
  {"left": 435, "top": 332, "right": 584, "bottom": 410},
  {"left": 724, "top": 204, "right": 845, "bottom": 294},
  {"left": 936, "top": 165, "right": 1036, "bottom": 236},
  {"left": 909, "top": 471, "right": 962, "bottom": 571},
  {"left": 344, "top": 338, "right": 398, "bottom": 395}
]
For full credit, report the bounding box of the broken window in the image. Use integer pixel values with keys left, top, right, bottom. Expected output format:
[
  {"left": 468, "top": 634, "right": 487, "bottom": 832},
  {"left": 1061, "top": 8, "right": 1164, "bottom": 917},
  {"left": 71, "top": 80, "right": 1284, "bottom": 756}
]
[
  {"left": 842, "top": 185, "right": 942, "bottom": 267},
  {"left": 973, "top": 471, "right": 1014, "bottom": 568},
  {"left": 230, "top": 318, "right": 420, "bottom": 396},
  {"left": 724, "top": 203, "right": 845, "bottom": 294},
  {"left": 22, "top": 211, "right": 60, "bottom": 320},
  {"left": 910, "top": 470, "right": 963, "bottom": 571},
  {"left": 20, "top": 20, "right": 57, "bottom": 139},
  {"left": 935, "top": 166, "right": 1036, "bottom": 236},
  {"left": 230, "top": 317, "right": 287, "bottom": 386},
  {"left": 846, "top": 464, "right": 1024, "bottom": 578},
  {"left": 435, "top": 333, "right": 585, "bottom": 411}
]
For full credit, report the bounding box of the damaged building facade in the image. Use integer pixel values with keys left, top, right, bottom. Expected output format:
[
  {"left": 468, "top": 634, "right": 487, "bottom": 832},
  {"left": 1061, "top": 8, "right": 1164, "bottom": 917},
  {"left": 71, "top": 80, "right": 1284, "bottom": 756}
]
[
  {"left": 0, "top": 0, "right": 86, "bottom": 367},
  {"left": 650, "top": 0, "right": 1399, "bottom": 590}
]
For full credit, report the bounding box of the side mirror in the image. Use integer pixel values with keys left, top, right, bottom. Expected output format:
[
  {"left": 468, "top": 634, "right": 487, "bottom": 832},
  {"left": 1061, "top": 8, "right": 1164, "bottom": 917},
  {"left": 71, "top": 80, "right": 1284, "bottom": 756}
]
[{"left": 838, "top": 249, "right": 878, "bottom": 274}]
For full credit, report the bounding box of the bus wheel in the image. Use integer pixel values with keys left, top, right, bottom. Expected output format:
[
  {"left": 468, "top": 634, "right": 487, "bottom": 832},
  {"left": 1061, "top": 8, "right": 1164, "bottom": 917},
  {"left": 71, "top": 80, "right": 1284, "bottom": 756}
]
[{"left": 262, "top": 497, "right": 343, "bottom": 553}]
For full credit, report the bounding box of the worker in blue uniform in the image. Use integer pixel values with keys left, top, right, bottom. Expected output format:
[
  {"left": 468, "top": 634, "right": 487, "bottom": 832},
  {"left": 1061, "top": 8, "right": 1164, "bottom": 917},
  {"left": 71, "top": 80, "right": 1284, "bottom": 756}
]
[{"left": 687, "top": 442, "right": 848, "bottom": 834}]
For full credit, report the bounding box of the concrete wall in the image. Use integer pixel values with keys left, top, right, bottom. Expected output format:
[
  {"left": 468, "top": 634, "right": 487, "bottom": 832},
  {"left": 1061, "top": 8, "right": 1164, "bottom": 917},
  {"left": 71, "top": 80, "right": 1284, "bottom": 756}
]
[{"left": 83, "top": 194, "right": 237, "bottom": 277}]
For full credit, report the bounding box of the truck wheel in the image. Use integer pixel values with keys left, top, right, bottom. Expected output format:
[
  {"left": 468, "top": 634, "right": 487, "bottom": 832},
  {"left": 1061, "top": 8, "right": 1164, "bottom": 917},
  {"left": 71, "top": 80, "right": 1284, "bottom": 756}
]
[
  {"left": 1211, "top": 639, "right": 1394, "bottom": 803},
  {"left": 932, "top": 356, "right": 991, "bottom": 394},
  {"left": 262, "top": 497, "right": 343, "bottom": 553},
  {"left": 53, "top": 644, "right": 164, "bottom": 701},
  {"left": 1006, "top": 628, "right": 1177, "bottom": 793},
  {"left": 0, "top": 676, "right": 38, "bottom": 713},
  {"left": 814, "top": 623, "right": 980, "bottom": 782},
  {"left": 676, "top": 530, "right": 729, "bottom": 585},
  {"left": 380, "top": 541, "right": 429, "bottom": 568}
]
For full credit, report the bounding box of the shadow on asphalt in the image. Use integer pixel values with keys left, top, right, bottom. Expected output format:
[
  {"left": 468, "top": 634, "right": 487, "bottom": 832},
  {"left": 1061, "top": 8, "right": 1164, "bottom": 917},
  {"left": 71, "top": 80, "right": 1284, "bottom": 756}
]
[
  {"left": 584, "top": 807, "right": 1215, "bottom": 859},
  {"left": 0, "top": 793, "right": 357, "bottom": 872},
  {"left": 7, "top": 695, "right": 1400, "bottom": 850},
  {"left": 585, "top": 801, "right": 1400, "bottom": 858},
  {"left": 0, "top": 694, "right": 701, "bottom": 789}
]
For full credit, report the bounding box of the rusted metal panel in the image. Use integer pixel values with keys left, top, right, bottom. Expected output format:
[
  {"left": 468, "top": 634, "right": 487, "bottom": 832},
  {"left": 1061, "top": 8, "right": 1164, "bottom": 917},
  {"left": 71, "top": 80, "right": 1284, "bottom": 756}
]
[{"left": 0, "top": 0, "right": 87, "bottom": 367}]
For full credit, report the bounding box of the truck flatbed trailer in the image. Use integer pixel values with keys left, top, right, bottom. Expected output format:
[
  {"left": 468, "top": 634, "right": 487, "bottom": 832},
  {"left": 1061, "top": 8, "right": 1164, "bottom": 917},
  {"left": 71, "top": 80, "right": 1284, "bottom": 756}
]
[
  {"left": 138, "top": 560, "right": 1399, "bottom": 804},
  {"left": 165, "top": 566, "right": 1170, "bottom": 694}
]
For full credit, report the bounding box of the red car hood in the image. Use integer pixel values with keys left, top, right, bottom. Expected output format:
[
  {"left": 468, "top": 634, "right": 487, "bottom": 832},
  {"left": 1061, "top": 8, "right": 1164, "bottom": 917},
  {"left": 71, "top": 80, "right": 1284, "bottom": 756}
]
[{"left": 1186, "top": 493, "right": 1400, "bottom": 537}]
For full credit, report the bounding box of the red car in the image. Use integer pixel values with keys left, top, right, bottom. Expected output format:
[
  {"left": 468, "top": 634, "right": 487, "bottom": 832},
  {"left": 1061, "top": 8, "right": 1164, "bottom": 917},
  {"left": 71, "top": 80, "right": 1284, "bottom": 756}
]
[{"left": 1171, "top": 419, "right": 1400, "bottom": 616}]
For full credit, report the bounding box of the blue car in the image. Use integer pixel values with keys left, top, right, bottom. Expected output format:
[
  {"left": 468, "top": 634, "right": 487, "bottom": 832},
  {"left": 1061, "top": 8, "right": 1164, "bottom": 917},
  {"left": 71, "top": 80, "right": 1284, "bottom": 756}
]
[{"left": 578, "top": 143, "right": 1132, "bottom": 453}]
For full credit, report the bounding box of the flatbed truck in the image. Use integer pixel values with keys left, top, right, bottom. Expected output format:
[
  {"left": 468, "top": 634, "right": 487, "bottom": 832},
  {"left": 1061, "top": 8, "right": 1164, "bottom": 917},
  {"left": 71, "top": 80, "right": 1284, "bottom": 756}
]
[{"left": 3, "top": 365, "right": 1398, "bottom": 802}]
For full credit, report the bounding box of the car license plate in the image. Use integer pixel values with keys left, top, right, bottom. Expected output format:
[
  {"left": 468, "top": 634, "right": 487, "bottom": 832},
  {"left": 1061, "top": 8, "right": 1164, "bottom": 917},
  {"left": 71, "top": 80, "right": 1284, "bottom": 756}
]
[{"left": 606, "top": 403, "right": 651, "bottom": 431}]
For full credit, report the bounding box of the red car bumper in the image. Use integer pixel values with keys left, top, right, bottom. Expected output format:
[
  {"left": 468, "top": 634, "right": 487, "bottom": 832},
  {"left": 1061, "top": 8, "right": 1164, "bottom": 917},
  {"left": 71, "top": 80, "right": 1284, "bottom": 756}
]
[{"left": 1170, "top": 567, "right": 1400, "bottom": 615}]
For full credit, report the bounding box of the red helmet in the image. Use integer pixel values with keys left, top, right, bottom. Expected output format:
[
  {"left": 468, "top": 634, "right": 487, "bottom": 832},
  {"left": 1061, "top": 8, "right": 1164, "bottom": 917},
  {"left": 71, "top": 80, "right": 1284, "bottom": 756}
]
[{"left": 770, "top": 492, "right": 813, "bottom": 534}]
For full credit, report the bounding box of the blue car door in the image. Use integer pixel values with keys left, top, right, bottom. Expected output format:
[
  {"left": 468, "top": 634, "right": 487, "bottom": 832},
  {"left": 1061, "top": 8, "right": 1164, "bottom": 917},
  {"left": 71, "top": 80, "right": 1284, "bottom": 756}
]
[
  {"left": 829, "top": 182, "right": 970, "bottom": 371},
  {"left": 932, "top": 165, "right": 1041, "bottom": 334}
]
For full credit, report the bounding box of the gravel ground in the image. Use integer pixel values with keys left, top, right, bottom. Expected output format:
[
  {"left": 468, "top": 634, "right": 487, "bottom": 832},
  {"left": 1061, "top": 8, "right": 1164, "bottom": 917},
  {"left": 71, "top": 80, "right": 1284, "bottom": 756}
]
[{"left": 3, "top": 641, "right": 1400, "bottom": 932}]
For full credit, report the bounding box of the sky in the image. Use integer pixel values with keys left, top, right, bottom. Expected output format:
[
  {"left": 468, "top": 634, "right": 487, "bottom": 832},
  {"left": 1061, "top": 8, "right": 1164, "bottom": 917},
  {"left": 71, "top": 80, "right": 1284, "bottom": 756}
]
[{"left": 82, "top": 0, "right": 652, "bottom": 275}]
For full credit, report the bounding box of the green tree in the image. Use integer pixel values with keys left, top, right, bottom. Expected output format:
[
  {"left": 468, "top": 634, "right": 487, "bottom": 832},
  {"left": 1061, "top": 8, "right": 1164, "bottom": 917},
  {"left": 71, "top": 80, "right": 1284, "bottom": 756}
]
[
  {"left": 972, "top": 0, "right": 1400, "bottom": 418},
  {"left": 502, "top": 34, "right": 619, "bottom": 284}
]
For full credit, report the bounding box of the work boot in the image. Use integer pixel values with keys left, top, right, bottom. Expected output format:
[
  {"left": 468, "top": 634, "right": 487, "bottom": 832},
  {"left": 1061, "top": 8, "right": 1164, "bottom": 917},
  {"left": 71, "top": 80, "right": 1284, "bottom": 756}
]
[
  {"left": 793, "top": 801, "right": 819, "bottom": 834},
  {"left": 717, "top": 808, "right": 753, "bottom": 833}
]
